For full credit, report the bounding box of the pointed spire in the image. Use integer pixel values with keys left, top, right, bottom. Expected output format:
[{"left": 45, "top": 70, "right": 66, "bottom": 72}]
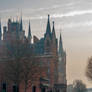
[
  {"left": 28, "top": 21, "right": 32, "bottom": 43},
  {"left": 0, "top": 19, "right": 2, "bottom": 40},
  {"left": 20, "top": 13, "right": 23, "bottom": 31},
  {"left": 28, "top": 21, "right": 31, "bottom": 38},
  {"left": 52, "top": 21, "right": 56, "bottom": 39},
  {"left": 59, "top": 32, "right": 63, "bottom": 55},
  {"left": 45, "top": 14, "right": 52, "bottom": 38}
]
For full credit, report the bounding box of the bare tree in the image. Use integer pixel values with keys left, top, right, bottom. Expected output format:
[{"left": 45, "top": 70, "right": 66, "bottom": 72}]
[
  {"left": 73, "top": 80, "right": 87, "bottom": 92},
  {"left": 86, "top": 57, "right": 92, "bottom": 81}
]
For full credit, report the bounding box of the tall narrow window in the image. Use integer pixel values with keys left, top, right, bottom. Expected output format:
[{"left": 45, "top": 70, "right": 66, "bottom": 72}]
[{"left": 32, "top": 86, "right": 36, "bottom": 92}]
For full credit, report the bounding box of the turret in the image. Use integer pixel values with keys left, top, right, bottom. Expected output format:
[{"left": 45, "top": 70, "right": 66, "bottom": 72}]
[
  {"left": 44, "top": 15, "right": 52, "bottom": 54},
  {"left": 0, "top": 19, "right": 2, "bottom": 40},
  {"left": 52, "top": 21, "right": 56, "bottom": 43},
  {"left": 51, "top": 21, "right": 58, "bottom": 55},
  {"left": 28, "top": 21, "right": 32, "bottom": 43},
  {"left": 59, "top": 33, "right": 63, "bottom": 55},
  {"left": 58, "top": 32, "right": 67, "bottom": 85},
  {"left": 44, "top": 14, "right": 52, "bottom": 39}
]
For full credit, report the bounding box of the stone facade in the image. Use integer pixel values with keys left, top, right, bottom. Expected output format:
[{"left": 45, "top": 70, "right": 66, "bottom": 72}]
[{"left": 0, "top": 15, "right": 67, "bottom": 92}]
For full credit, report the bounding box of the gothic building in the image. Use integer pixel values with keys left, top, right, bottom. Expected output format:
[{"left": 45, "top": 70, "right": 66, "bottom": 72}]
[{"left": 0, "top": 15, "right": 67, "bottom": 92}]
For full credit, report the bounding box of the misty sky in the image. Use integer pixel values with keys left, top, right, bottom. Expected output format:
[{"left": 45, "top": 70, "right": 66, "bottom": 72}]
[{"left": 1, "top": 0, "right": 92, "bottom": 88}]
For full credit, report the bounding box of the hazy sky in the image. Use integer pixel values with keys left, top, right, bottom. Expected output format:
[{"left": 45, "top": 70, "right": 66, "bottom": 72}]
[{"left": 1, "top": 0, "right": 92, "bottom": 88}]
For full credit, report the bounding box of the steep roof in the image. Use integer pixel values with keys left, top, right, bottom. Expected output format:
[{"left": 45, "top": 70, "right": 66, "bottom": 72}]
[{"left": 44, "top": 15, "right": 52, "bottom": 39}]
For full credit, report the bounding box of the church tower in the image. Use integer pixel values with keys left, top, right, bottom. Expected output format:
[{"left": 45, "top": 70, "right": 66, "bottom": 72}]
[
  {"left": 58, "top": 32, "right": 67, "bottom": 85},
  {"left": 44, "top": 15, "right": 52, "bottom": 54},
  {"left": 28, "top": 21, "right": 32, "bottom": 43},
  {"left": 0, "top": 19, "right": 2, "bottom": 40}
]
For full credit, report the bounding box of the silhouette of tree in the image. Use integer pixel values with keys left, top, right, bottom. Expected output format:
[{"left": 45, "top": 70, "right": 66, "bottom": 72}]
[{"left": 86, "top": 57, "right": 92, "bottom": 82}]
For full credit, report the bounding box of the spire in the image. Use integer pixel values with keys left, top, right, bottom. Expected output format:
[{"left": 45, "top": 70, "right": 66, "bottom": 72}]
[
  {"left": 28, "top": 21, "right": 32, "bottom": 43},
  {"left": 28, "top": 21, "right": 31, "bottom": 38},
  {"left": 59, "top": 32, "right": 63, "bottom": 55},
  {"left": 45, "top": 14, "right": 52, "bottom": 38},
  {"left": 0, "top": 19, "right": 2, "bottom": 40},
  {"left": 20, "top": 14, "right": 23, "bottom": 31},
  {"left": 52, "top": 21, "right": 56, "bottom": 39}
]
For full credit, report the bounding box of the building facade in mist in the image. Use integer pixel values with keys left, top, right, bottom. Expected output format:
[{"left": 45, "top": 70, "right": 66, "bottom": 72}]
[{"left": 0, "top": 15, "right": 67, "bottom": 92}]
